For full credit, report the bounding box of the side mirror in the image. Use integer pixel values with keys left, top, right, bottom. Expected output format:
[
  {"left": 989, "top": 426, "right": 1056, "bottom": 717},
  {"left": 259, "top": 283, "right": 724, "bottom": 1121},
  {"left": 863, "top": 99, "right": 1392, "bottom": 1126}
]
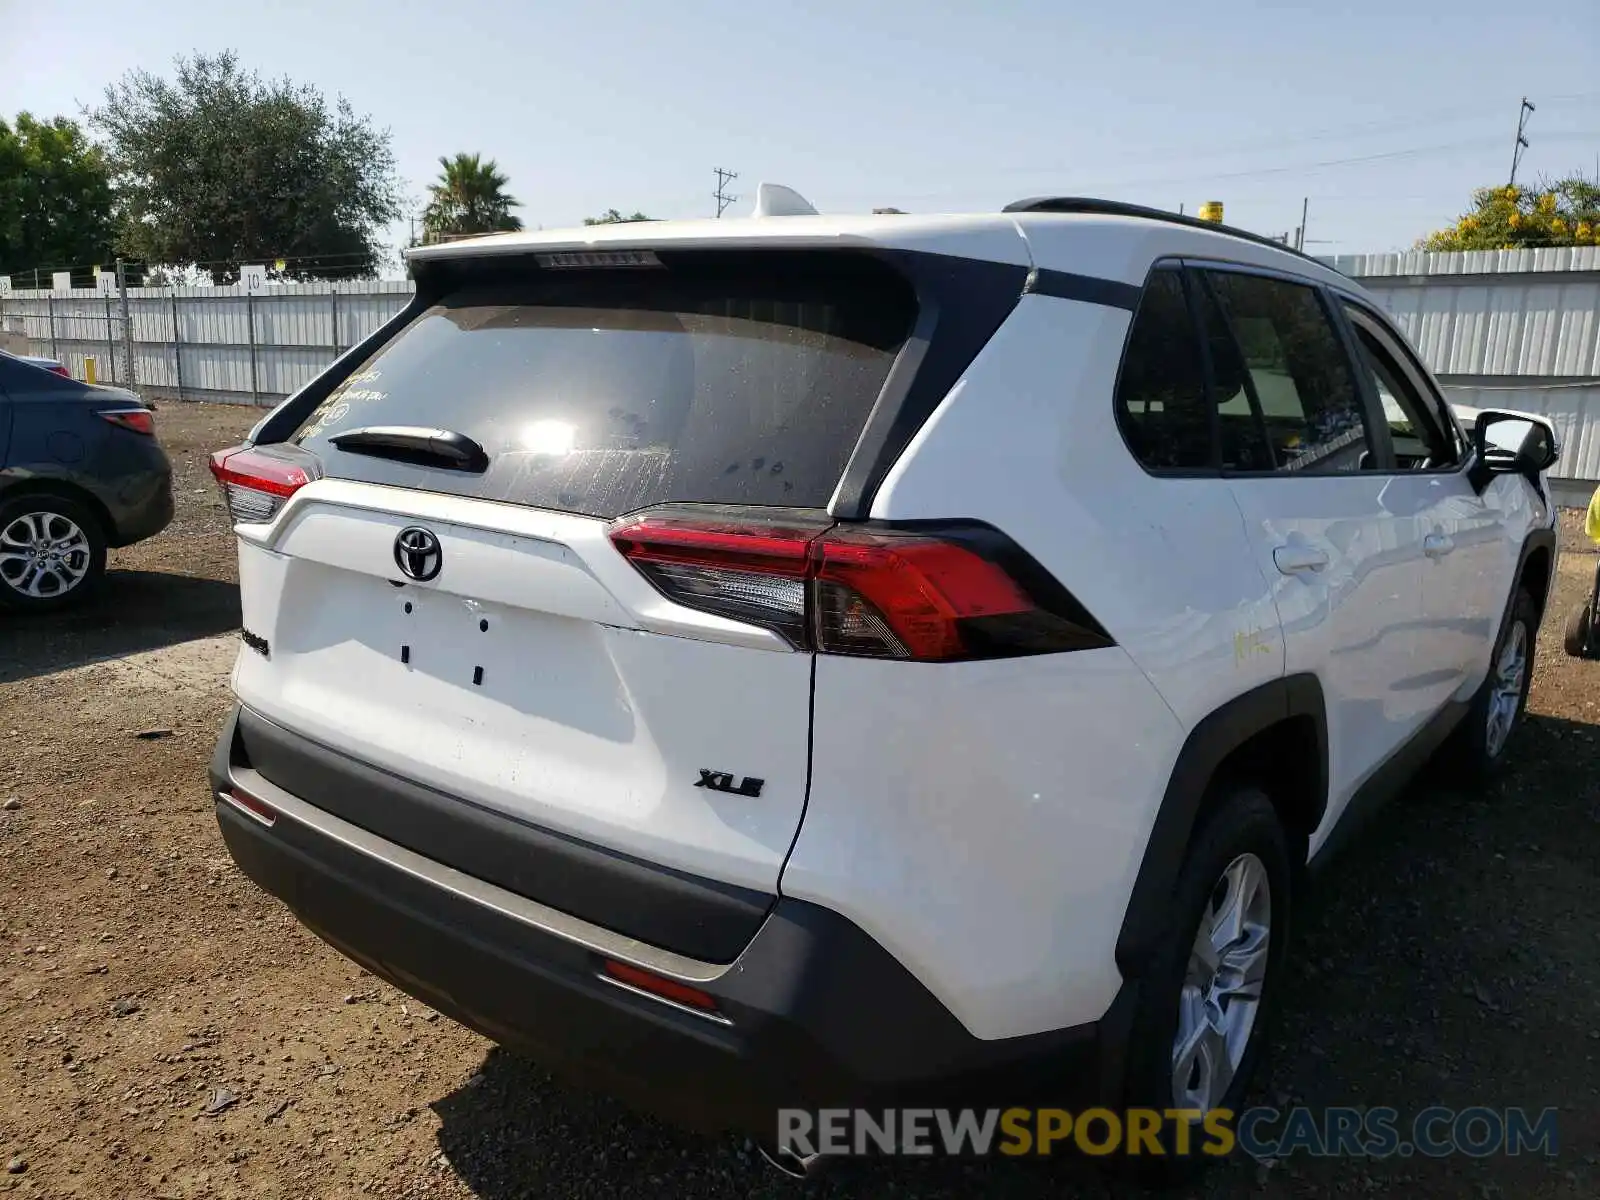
[{"left": 1467, "top": 409, "right": 1559, "bottom": 494}]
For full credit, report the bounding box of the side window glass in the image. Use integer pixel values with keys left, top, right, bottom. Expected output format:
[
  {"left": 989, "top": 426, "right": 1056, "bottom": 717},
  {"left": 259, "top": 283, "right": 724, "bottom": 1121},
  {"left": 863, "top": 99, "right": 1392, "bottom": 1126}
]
[
  {"left": 1344, "top": 309, "right": 1460, "bottom": 469},
  {"left": 1192, "top": 280, "right": 1272, "bottom": 471},
  {"left": 1204, "top": 271, "right": 1370, "bottom": 474},
  {"left": 1114, "top": 266, "right": 1213, "bottom": 470}
]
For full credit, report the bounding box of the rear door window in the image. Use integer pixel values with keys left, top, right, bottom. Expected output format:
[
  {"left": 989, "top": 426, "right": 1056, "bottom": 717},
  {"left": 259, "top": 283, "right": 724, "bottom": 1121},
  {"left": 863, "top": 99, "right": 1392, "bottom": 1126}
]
[
  {"left": 1202, "top": 270, "right": 1372, "bottom": 474},
  {"left": 293, "top": 255, "right": 916, "bottom": 518}
]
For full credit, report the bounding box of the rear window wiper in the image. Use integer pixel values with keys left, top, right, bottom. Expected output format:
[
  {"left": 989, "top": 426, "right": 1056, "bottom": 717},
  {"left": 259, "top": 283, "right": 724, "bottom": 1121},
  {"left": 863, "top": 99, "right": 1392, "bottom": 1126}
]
[{"left": 328, "top": 426, "right": 489, "bottom": 473}]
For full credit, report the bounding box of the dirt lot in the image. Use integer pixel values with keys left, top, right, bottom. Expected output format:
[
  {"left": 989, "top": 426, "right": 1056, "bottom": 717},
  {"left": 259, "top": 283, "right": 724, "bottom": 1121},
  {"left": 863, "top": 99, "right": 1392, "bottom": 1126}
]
[{"left": 1, "top": 401, "right": 1597, "bottom": 1199}]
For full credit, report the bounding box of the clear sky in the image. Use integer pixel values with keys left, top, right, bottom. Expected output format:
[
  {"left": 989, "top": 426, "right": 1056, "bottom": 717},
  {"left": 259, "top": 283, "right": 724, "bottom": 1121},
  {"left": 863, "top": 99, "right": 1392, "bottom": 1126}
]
[{"left": 3, "top": 0, "right": 1596, "bottom": 264}]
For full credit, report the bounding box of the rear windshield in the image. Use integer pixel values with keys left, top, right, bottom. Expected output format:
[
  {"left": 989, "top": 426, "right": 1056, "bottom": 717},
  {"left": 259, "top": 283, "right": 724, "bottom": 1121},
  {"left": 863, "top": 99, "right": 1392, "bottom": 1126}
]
[{"left": 292, "top": 255, "right": 916, "bottom": 518}]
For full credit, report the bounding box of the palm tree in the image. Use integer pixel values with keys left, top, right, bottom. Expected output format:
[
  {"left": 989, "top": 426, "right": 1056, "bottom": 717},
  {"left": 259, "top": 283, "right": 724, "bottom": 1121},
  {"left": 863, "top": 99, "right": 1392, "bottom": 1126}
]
[{"left": 422, "top": 153, "right": 523, "bottom": 241}]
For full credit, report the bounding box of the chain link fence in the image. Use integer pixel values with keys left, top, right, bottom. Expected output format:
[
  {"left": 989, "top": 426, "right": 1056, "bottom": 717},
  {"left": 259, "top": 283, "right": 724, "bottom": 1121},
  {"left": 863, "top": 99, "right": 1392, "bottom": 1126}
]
[{"left": 0, "top": 261, "right": 414, "bottom": 406}]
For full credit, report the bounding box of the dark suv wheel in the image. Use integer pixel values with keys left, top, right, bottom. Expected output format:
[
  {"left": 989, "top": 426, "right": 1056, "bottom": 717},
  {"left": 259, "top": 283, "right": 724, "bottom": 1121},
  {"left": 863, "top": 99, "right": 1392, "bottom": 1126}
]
[{"left": 0, "top": 494, "right": 107, "bottom": 612}]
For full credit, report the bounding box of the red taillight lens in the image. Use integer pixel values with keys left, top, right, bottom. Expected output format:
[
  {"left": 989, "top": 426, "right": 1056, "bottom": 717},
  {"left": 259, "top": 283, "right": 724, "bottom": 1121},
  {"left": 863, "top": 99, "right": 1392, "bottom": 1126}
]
[
  {"left": 208, "top": 444, "right": 319, "bottom": 524},
  {"left": 601, "top": 960, "right": 721, "bottom": 1014},
  {"left": 50, "top": 364, "right": 70, "bottom": 378},
  {"left": 99, "top": 408, "right": 155, "bottom": 436},
  {"left": 609, "top": 509, "right": 1111, "bottom": 662},
  {"left": 812, "top": 531, "right": 1034, "bottom": 660}
]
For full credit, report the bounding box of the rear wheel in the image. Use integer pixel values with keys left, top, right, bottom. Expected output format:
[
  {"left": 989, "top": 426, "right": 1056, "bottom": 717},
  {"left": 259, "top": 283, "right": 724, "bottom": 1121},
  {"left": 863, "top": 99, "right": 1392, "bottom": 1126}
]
[
  {"left": 1442, "top": 587, "right": 1538, "bottom": 780},
  {"left": 0, "top": 495, "right": 107, "bottom": 612},
  {"left": 1113, "top": 786, "right": 1291, "bottom": 1180}
]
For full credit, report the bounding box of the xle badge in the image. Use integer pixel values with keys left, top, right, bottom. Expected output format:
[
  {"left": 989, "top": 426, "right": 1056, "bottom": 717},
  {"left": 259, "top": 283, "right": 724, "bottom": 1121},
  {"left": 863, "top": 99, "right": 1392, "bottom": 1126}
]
[{"left": 694, "top": 770, "right": 764, "bottom": 798}]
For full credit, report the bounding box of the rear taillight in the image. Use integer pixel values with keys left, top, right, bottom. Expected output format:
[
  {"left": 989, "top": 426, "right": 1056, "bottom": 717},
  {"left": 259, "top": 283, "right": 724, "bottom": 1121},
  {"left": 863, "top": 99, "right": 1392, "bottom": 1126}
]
[
  {"left": 208, "top": 444, "right": 319, "bottom": 524},
  {"left": 609, "top": 508, "right": 1112, "bottom": 662},
  {"left": 609, "top": 511, "right": 825, "bottom": 647},
  {"left": 98, "top": 408, "right": 155, "bottom": 435},
  {"left": 50, "top": 364, "right": 70, "bottom": 378}
]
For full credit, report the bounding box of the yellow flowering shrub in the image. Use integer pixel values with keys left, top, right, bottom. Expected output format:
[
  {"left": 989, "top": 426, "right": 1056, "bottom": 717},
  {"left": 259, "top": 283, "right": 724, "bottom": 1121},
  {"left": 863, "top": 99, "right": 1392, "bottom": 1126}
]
[{"left": 1421, "top": 175, "right": 1600, "bottom": 250}]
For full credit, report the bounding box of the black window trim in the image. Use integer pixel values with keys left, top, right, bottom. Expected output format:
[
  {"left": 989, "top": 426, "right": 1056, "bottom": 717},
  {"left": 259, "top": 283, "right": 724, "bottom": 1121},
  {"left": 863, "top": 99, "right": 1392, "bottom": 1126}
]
[
  {"left": 1333, "top": 294, "right": 1473, "bottom": 479},
  {"left": 1184, "top": 258, "right": 1385, "bottom": 480}
]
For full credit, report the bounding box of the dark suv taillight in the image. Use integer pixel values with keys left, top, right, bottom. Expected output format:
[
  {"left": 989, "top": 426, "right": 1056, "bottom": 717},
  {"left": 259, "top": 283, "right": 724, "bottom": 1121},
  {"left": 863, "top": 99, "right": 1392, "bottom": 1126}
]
[{"left": 609, "top": 508, "right": 1112, "bottom": 662}]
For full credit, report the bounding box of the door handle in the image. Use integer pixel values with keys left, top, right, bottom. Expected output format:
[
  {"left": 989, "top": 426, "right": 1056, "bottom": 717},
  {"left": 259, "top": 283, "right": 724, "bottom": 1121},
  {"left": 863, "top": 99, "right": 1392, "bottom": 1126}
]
[
  {"left": 1423, "top": 533, "right": 1455, "bottom": 558},
  {"left": 1273, "top": 545, "right": 1330, "bottom": 576}
]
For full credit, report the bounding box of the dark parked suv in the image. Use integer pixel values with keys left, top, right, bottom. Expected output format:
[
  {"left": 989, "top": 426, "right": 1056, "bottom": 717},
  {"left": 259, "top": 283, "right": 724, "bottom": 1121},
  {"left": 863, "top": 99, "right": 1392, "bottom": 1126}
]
[{"left": 0, "top": 351, "right": 173, "bottom": 610}]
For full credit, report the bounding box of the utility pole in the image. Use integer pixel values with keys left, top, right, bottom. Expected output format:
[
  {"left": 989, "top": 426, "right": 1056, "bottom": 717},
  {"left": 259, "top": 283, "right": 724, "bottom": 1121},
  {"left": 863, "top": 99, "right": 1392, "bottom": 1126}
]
[
  {"left": 1509, "top": 97, "right": 1535, "bottom": 187},
  {"left": 713, "top": 167, "right": 739, "bottom": 218},
  {"left": 115, "top": 258, "right": 136, "bottom": 390},
  {"left": 1295, "top": 197, "right": 1309, "bottom": 252}
]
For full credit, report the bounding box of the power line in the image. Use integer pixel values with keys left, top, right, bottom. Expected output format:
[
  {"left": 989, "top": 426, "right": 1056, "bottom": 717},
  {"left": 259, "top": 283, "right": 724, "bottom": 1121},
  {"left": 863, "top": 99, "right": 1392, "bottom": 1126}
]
[
  {"left": 823, "top": 128, "right": 1600, "bottom": 208},
  {"left": 713, "top": 168, "right": 739, "bottom": 218}
]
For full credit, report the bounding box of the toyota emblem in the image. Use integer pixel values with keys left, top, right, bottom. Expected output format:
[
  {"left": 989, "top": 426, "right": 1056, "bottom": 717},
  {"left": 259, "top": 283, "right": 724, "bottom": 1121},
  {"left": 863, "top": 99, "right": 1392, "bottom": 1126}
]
[{"left": 394, "top": 527, "right": 442, "bottom": 582}]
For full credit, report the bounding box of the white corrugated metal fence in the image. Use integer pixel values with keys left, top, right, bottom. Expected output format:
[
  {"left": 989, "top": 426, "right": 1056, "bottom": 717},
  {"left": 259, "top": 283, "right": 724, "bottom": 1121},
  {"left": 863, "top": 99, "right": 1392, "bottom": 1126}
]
[{"left": 0, "top": 281, "right": 413, "bottom": 404}]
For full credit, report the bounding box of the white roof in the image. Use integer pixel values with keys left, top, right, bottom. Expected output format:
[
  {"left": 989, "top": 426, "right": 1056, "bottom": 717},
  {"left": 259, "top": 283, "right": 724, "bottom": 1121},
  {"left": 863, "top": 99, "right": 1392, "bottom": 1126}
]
[{"left": 407, "top": 206, "right": 1360, "bottom": 296}]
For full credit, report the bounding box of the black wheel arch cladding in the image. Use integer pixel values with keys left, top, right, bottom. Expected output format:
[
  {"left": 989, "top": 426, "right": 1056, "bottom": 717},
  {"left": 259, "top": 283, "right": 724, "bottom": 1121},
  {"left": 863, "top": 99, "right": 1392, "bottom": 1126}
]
[{"left": 1116, "top": 673, "right": 1326, "bottom": 976}]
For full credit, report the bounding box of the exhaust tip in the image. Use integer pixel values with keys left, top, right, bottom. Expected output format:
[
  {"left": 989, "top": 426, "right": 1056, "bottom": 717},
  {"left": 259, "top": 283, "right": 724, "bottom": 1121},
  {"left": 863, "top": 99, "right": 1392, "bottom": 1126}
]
[{"left": 756, "top": 1141, "right": 826, "bottom": 1180}]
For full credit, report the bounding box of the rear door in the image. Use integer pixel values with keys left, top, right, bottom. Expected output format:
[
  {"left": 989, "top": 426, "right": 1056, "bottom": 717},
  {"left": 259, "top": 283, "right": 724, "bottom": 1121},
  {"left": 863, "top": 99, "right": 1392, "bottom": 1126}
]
[
  {"left": 226, "top": 252, "right": 918, "bottom": 900},
  {"left": 1198, "top": 266, "right": 1431, "bottom": 824}
]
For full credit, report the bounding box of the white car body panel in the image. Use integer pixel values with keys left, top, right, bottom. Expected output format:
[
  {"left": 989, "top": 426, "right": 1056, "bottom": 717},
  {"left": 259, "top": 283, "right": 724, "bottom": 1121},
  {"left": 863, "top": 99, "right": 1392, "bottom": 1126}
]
[
  {"left": 231, "top": 482, "right": 815, "bottom": 893},
  {"left": 1226, "top": 473, "right": 1429, "bottom": 826},
  {"left": 787, "top": 648, "right": 1183, "bottom": 1039}
]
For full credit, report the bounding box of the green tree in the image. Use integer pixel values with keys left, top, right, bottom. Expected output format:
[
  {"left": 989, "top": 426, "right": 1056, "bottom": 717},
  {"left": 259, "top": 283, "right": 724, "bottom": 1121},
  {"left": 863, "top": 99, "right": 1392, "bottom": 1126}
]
[
  {"left": 89, "top": 51, "right": 400, "bottom": 281},
  {"left": 423, "top": 153, "right": 523, "bottom": 241},
  {"left": 1421, "top": 174, "right": 1600, "bottom": 251},
  {"left": 584, "top": 208, "right": 653, "bottom": 225},
  {"left": 0, "top": 113, "right": 115, "bottom": 276}
]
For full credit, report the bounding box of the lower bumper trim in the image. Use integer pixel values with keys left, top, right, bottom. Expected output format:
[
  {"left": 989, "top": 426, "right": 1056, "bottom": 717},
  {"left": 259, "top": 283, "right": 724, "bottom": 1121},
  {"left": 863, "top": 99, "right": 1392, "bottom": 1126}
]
[{"left": 209, "top": 705, "right": 1115, "bottom": 1137}]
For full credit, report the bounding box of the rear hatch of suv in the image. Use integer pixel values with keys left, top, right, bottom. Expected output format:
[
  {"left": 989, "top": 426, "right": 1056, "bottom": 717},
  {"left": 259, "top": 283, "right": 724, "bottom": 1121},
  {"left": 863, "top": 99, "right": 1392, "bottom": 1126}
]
[{"left": 216, "top": 248, "right": 933, "bottom": 961}]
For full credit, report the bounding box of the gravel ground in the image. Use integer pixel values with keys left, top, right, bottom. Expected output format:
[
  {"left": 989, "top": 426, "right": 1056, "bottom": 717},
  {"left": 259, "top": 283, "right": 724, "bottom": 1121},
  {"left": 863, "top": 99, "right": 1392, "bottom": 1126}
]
[{"left": 0, "top": 401, "right": 1597, "bottom": 1198}]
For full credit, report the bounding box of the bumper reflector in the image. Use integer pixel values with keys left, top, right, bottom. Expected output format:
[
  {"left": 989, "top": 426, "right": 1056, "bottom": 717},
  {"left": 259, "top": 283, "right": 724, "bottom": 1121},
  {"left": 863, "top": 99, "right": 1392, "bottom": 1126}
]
[
  {"left": 221, "top": 786, "right": 277, "bottom": 827},
  {"left": 601, "top": 959, "right": 725, "bottom": 1020}
]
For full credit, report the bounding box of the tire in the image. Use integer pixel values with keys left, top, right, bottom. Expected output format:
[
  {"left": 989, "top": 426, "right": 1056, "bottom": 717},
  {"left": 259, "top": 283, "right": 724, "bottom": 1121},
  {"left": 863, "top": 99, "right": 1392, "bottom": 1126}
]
[
  {"left": 1441, "top": 586, "right": 1538, "bottom": 781},
  {"left": 1564, "top": 601, "right": 1594, "bottom": 659},
  {"left": 1111, "top": 786, "right": 1292, "bottom": 1182},
  {"left": 0, "top": 494, "right": 107, "bottom": 612}
]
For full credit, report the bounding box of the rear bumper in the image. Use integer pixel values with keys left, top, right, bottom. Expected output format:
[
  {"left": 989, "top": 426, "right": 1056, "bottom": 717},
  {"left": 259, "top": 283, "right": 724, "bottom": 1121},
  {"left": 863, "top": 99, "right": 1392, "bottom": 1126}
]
[
  {"left": 106, "top": 470, "right": 173, "bottom": 546},
  {"left": 210, "top": 706, "right": 1118, "bottom": 1136},
  {"left": 98, "top": 442, "right": 174, "bottom": 547}
]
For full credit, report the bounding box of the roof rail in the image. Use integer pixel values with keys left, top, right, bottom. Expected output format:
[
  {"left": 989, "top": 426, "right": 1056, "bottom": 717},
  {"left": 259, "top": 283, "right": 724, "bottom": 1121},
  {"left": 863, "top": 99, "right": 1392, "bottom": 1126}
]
[{"left": 1002, "top": 197, "right": 1328, "bottom": 267}]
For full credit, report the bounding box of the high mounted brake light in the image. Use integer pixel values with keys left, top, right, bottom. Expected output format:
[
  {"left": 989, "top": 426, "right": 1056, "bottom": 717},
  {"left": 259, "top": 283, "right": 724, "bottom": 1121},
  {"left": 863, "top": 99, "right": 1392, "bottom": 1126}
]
[
  {"left": 208, "top": 445, "right": 320, "bottom": 524},
  {"left": 609, "top": 508, "right": 1113, "bottom": 662},
  {"left": 535, "top": 250, "right": 662, "bottom": 269}
]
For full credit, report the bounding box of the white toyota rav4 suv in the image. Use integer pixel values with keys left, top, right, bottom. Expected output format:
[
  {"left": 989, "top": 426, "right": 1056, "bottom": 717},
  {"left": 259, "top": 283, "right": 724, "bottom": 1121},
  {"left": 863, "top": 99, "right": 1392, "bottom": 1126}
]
[{"left": 208, "top": 195, "right": 1559, "bottom": 1169}]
